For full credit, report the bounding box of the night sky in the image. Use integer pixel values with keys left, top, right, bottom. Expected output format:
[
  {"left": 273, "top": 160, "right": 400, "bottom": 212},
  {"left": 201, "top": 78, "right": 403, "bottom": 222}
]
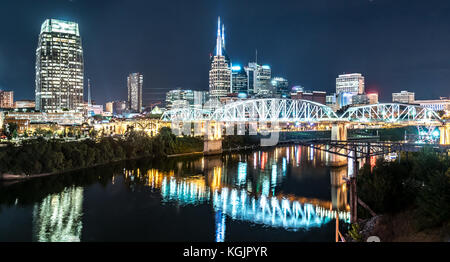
[{"left": 1, "top": 0, "right": 450, "bottom": 105}]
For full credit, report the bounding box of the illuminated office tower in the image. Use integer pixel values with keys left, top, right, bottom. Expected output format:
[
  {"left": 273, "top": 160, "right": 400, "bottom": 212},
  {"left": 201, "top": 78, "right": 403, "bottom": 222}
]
[
  {"left": 209, "top": 17, "right": 231, "bottom": 98},
  {"left": 336, "top": 73, "right": 365, "bottom": 95},
  {"left": 127, "top": 73, "right": 143, "bottom": 113},
  {"left": 245, "top": 62, "right": 272, "bottom": 97},
  {"left": 271, "top": 77, "right": 289, "bottom": 97},
  {"left": 35, "top": 19, "right": 84, "bottom": 112},
  {"left": 231, "top": 65, "right": 248, "bottom": 95}
]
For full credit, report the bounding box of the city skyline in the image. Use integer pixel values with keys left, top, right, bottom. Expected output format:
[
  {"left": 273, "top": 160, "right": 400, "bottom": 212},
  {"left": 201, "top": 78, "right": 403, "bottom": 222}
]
[{"left": 1, "top": 0, "right": 450, "bottom": 105}]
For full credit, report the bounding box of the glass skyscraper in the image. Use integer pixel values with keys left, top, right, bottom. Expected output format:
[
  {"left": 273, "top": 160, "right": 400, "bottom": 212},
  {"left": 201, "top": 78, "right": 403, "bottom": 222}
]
[
  {"left": 231, "top": 65, "right": 248, "bottom": 95},
  {"left": 127, "top": 73, "right": 144, "bottom": 113},
  {"left": 35, "top": 19, "right": 84, "bottom": 112}
]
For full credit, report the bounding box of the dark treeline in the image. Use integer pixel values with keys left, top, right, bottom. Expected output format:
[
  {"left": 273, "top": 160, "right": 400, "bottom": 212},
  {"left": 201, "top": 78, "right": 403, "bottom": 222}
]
[
  {"left": 0, "top": 156, "right": 206, "bottom": 209},
  {"left": 0, "top": 127, "right": 203, "bottom": 176},
  {"left": 357, "top": 149, "right": 450, "bottom": 230}
]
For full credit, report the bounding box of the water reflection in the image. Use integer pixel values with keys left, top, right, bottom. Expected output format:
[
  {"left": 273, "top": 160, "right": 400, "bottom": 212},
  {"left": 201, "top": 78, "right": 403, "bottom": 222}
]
[
  {"left": 4, "top": 145, "right": 353, "bottom": 242},
  {"left": 124, "top": 145, "right": 351, "bottom": 242},
  {"left": 32, "top": 186, "right": 84, "bottom": 242}
]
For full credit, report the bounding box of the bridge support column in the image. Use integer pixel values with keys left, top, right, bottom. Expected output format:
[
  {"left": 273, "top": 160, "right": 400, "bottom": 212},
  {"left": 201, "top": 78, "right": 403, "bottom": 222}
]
[
  {"left": 204, "top": 121, "right": 223, "bottom": 156},
  {"left": 327, "top": 123, "right": 349, "bottom": 167},
  {"left": 204, "top": 139, "right": 223, "bottom": 156},
  {"left": 439, "top": 124, "right": 450, "bottom": 145},
  {"left": 331, "top": 123, "right": 348, "bottom": 141}
]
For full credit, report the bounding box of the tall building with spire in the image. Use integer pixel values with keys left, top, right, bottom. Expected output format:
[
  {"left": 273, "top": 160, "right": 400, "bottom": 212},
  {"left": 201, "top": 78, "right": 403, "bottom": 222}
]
[
  {"left": 35, "top": 19, "right": 84, "bottom": 112},
  {"left": 209, "top": 17, "right": 231, "bottom": 98}
]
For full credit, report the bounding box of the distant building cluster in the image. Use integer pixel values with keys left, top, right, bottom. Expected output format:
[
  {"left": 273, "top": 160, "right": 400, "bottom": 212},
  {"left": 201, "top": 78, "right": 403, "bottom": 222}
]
[{"left": 1, "top": 16, "right": 449, "bottom": 136}]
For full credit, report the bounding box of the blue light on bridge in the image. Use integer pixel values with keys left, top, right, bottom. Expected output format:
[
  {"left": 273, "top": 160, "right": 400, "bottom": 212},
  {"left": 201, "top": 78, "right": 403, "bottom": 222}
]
[{"left": 432, "top": 129, "right": 440, "bottom": 138}]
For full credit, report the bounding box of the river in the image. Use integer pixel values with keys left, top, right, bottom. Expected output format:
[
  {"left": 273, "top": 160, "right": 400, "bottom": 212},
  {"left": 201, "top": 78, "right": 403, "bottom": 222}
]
[{"left": 0, "top": 145, "right": 353, "bottom": 242}]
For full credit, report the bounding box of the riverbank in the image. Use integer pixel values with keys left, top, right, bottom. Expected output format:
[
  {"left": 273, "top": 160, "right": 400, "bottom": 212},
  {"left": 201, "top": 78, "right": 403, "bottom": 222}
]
[
  {"left": 346, "top": 149, "right": 450, "bottom": 242},
  {"left": 0, "top": 127, "right": 203, "bottom": 182},
  {"left": 352, "top": 210, "right": 450, "bottom": 242}
]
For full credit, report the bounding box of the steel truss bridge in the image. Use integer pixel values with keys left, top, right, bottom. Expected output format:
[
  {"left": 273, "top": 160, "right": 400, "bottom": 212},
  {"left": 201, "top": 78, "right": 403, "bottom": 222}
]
[{"left": 161, "top": 99, "right": 444, "bottom": 125}]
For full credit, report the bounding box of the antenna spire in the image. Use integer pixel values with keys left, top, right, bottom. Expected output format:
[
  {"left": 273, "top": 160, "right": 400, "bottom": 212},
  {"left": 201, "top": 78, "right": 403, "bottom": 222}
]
[{"left": 222, "top": 24, "right": 225, "bottom": 50}]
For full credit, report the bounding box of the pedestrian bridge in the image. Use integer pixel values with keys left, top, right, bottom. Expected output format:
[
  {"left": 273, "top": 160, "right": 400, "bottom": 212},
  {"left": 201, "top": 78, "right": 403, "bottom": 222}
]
[{"left": 161, "top": 98, "right": 443, "bottom": 126}]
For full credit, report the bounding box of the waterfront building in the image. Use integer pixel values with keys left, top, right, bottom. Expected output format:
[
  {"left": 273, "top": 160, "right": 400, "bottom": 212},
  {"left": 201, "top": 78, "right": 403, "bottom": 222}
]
[
  {"left": 209, "top": 17, "right": 231, "bottom": 98},
  {"left": 231, "top": 65, "right": 248, "bottom": 95},
  {"left": 35, "top": 19, "right": 84, "bottom": 112},
  {"left": 105, "top": 102, "right": 113, "bottom": 113},
  {"left": 367, "top": 92, "right": 379, "bottom": 104},
  {"left": 127, "top": 73, "right": 144, "bottom": 113},
  {"left": 414, "top": 97, "right": 450, "bottom": 113},
  {"left": 5, "top": 111, "right": 84, "bottom": 126},
  {"left": 392, "top": 90, "right": 415, "bottom": 104},
  {"left": 291, "top": 90, "right": 326, "bottom": 105},
  {"left": 0, "top": 90, "right": 14, "bottom": 108},
  {"left": 336, "top": 73, "right": 365, "bottom": 95},
  {"left": 14, "top": 100, "right": 35, "bottom": 109},
  {"left": 271, "top": 77, "right": 289, "bottom": 98}
]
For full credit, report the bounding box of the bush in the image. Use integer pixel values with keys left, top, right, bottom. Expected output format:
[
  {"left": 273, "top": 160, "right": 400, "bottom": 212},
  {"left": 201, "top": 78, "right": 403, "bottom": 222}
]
[{"left": 357, "top": 150, "right": 450, "bottom": 230}]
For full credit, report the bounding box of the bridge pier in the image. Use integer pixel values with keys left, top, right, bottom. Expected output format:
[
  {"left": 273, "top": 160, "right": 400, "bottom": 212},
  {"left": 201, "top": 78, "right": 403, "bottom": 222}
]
[
  {"left": 204, "top": 138, "right": 223, "bottom": 156},
  {"left": 331, "top": 123, "right": 348, "bottom": 141},
  {"left": 439, "top": 124, "right": 450, "bottom": 145},
  {"left": 204, "top": 121, "right": 223, "bottom": 156}
]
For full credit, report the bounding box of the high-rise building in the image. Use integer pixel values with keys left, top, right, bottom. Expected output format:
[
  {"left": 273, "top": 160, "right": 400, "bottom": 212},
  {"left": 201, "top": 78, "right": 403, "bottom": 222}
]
[
  {"left": 0, "top": 90, "right": 14, "bottom": 108},
  {"left": 35, "top": 19, "right": 84, "bottom": 112},
  {"left": 392, "top": 90, "right": 415, "bottom": 104},
  {"left": 336, "top": 73, "right": 365, "bottom": 95},
  {"left": 127, "top": 73, "right": 143, "bottom": 113},
  {"left": 256, "top": 65, "right": 272, "bottom": 96},
  {"left": 271, "top": 77, "right": 289, "bottom": 97},
  {"left": 244, "top": 63, "right": 272, "bottom": 97},
  {"left": 231, "top": 65, "right": 248, "bottom": 95},
  {"left": 209, "top": 17, "right": 231, "bottom": 98}
]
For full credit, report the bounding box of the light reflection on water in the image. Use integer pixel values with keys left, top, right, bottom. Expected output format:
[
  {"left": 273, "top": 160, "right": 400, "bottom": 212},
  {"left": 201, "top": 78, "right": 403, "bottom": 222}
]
[
  {"left": 32, "top": 187, "right": 84, "bottom": 242},
  {"left": 17, "top": 145, "right": 358, "bottom": 242}
]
